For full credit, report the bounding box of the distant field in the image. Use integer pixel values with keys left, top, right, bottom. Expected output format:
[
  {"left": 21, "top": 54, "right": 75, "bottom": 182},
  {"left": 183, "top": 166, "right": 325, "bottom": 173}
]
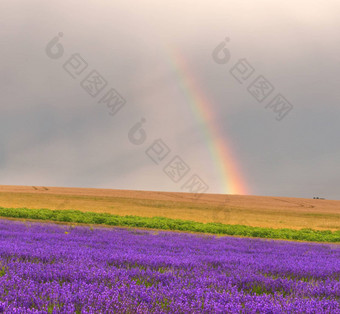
[
  {"left": 0, "top": 185, "right": 339, "bottom": 231},
  {"left": 0, "top": 207, "right": 339, "bottom": 242}
]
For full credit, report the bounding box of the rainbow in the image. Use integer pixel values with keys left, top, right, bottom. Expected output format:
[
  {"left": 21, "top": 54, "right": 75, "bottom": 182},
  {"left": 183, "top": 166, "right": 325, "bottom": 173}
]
[{"left": 167, "top": 47, "right": 249, "bottom": 195}]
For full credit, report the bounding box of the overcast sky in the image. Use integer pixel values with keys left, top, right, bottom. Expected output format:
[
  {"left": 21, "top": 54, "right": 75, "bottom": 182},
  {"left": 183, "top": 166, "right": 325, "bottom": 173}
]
[{"left": 1, "top": 0, "right": 339, "bottom": 199}]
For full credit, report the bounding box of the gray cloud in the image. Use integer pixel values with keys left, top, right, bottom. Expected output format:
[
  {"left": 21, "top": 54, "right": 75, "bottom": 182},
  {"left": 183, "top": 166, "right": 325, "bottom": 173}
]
[{"left": 1, "top": 0, "right": 339, "bottom": 199}]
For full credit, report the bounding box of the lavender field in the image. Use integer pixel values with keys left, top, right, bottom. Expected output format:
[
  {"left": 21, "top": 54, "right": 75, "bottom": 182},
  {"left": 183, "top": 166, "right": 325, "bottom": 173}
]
[{"left": 0, "top": 220, "right": 339, "bottom": 313}]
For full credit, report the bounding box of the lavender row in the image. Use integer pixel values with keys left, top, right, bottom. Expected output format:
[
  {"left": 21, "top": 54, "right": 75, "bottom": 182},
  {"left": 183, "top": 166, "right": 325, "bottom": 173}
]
[{"left": 0, "top": 219, "right": 339, "bottom": 313}]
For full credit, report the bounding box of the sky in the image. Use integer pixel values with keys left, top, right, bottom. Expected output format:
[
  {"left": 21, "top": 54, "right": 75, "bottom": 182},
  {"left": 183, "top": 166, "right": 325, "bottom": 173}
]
[{"left": 1, "top": 0, "right": 339, "bottom": 199}]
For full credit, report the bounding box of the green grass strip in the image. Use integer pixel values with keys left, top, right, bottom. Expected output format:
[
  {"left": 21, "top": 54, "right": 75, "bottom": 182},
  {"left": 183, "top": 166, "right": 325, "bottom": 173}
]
[{"left": 0, "top": 207, "right": 339, "bottom": 243}]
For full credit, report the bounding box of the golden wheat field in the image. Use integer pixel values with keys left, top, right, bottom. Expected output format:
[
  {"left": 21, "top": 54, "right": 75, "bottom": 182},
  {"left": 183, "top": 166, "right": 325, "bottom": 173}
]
[{"left": 0, "top": 185, "right": 339, "bottom": 230}]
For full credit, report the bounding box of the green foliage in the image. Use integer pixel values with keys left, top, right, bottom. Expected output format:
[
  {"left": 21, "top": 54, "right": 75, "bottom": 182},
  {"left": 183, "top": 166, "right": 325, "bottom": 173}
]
[
  {"left": 0, "top": 266, "right": 7, "bottom": 277},
  {"left": 0, "top": 207, "right": 339, "bottom": 243}
]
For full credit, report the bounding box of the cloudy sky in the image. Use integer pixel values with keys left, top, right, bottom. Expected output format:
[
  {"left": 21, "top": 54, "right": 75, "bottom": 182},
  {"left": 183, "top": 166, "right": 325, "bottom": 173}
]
[{"left": 1, "top": 0, "right": 339, "bottom": 199}]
